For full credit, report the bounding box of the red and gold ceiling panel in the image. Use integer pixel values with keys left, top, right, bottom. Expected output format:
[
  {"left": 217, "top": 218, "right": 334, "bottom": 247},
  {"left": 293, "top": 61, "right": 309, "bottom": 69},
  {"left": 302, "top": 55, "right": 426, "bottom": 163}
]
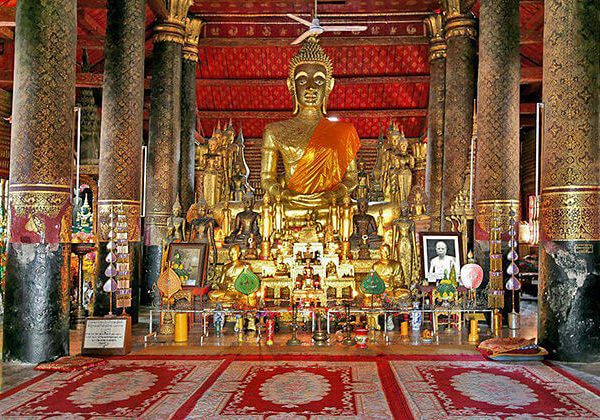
[{"left": 197, "top": 44, "right": 429, "bottom": 79}]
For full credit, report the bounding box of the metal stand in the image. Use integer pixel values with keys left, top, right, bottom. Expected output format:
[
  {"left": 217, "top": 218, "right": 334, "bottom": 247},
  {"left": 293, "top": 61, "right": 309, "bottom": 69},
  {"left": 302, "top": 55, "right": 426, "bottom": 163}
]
[
  {"left": 71, "top": 243, "right": 95, "bottom": 329},
  {"left": 287, "top": 303, "right": 302, "bottom": 346}
]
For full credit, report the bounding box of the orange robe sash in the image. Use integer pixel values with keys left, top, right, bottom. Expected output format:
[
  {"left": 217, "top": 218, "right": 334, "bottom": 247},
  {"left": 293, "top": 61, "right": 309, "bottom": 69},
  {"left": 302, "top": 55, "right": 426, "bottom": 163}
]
[{"left": 287, "top": 118, "right": 361, "bottom": 194}]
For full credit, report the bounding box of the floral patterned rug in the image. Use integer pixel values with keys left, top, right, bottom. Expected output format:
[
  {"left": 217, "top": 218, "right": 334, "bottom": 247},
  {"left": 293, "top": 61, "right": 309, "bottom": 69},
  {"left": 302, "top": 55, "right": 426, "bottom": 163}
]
[{"left": 0, "top": 354, "right": 598, "bottom": 419}]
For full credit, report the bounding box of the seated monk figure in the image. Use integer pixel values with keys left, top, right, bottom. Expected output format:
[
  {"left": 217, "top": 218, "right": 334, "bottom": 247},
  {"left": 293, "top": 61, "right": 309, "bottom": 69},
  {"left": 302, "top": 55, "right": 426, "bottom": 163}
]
[
  {"left": 350, "top": 198, "right": 383, "bottom": 248},
  {"left": 209, "top": 245, "right": 245, "bottom": 305},
  {"left": 260, "top": 37, "right": 360, "bottom": 223},
  {"left": 372, "top": 244, "right": 410, "bottom": 298},
  {"left": 225, "top": 193, "right": 262, "bottom": 246}
]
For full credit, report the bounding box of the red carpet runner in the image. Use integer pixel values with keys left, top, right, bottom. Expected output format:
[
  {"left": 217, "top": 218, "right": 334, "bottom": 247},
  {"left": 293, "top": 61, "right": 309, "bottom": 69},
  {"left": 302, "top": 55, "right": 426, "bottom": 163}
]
[{"left": 0, "top": 355, "right": 598, "bottom": 419}]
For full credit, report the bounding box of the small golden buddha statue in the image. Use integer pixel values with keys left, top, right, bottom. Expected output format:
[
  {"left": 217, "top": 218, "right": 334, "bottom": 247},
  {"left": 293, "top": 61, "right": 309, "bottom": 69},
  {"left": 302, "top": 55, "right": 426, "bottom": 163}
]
[
  {"left": 353, "top": 159, "right": 370, "bottom": 200},
  {"left": 372, "top": 244, "right": 409, "bottom": 298},
  {"left": 203, "top": 137, "right": 225, "bottom": 208},
  {"left": 261, "top": 193, "right": 274, "bottom": 241},
  {"left": 339, "top": 193, "right": 354, "bottom": 242},
  {"left": 273, "top": 194, "right": 285, "bottom": 233},
  {"left": 209, "top": 244, "right": 245, "bottom": 304},
  {"left": 169, "top": 196, "right": 186, "bottom": 242},
  {"left": 395, "top": 134, "right": 415, "bottom": 204},
  {"left": 221, "top": 200, "right": 232, "bottom": 237},
  {"left": 260, "top": 37, "right": 359, "bottom": 222},
  {"left": 391, "top": 204, "right": 419, "bottom": 289},
  {"left": 327, "top": 196, "right": 339, "bottom": 233},
  {"left": 411, "top": 187, "right": 427, "bottom": 217}
]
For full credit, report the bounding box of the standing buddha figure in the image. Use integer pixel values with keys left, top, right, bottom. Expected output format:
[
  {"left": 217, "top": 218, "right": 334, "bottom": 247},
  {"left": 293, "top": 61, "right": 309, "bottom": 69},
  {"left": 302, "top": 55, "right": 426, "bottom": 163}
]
[
  {"left": 169, "top": 196, "right": 186, "bottom": 242},
  {"left": 391, "top": 204, "right": 418, "bottom": 288},
  {"left": 274, "top": 194, "right": 285, "bottom": 233},
  {"left": 353, "top": 159, "right": 371, "bottom": 200},
  {"left": 260, "top": 37, "right": 360, "bottom": 223},
  {"left": 339, "top": 193, "right": 354, "bottom": 242},
  {"left": 395, "top": 133, "right": 415, "bottom": 204},
  {"left": 261, "top": 193, "right": 274, "bottom": 241},
  {"left": 327, "top": 196, "right": 339, "bottom": 233}
]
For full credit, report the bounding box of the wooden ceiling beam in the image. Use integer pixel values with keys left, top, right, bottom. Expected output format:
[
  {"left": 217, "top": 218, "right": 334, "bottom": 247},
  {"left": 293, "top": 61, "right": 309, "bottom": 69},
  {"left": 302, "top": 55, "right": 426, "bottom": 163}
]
[
  {"left": 196, "top": 109, "right": 428, "bottom": 119},
  {"left": 196, "top": 75, "right": 430, "bottom": 87},
  {"left": 521, "top": 66, "right": 542, "bottom": 84},
  {"left": 0, "top": 7, "right": 15, "bottom": 27},
  {"left": 200, "top": 36, "right": 429, "bottom": 47}
]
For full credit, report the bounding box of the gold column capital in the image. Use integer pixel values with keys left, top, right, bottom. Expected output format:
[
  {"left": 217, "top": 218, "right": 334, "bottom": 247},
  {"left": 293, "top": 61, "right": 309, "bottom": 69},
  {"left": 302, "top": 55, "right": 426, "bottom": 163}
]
[
  {"left": 441, "top": 0, "right": 477, "bottom": 18},
  {"left": 153, "top": 0, "right": 193, "bottom": 44},
  {"left": 445, "top": 14, "right": 477, "bottom": 40},
  {"left": 182, "top": 17, "right": 204, "bottom": 62},
  {"left": 424, "top": 13, "right": 447, "bottom": 61}
]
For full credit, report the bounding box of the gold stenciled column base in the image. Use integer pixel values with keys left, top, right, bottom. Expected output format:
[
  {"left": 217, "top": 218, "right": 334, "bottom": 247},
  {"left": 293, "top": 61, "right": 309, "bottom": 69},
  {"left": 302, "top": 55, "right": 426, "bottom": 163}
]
[
  {"left": 540, "top": 187, "right": 600, "bottom": 242},
  {"left": 475, "top": 199, "right": 520, "bottom": 237}
]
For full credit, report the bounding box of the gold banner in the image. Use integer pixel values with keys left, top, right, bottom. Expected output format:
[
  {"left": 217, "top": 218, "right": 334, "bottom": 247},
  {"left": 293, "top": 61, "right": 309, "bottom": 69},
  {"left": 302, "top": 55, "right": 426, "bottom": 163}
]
[{"left": 98, "top": 201, "right": 141, "bottom": 242}]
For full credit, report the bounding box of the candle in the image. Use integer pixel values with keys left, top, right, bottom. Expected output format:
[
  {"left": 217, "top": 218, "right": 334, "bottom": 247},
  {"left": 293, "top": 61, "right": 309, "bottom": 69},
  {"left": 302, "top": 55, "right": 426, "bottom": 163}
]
[
  {"left": 400, "top": 321, "right": 409, "bottom": 338},
  {"left": 266, "top": 318, "right": 275, "bottom": 346},
  {"left": 468, "top": 319, "right": 479, "bottom": 342},
  {"left": 174, "top": 313, "right": 188, "bottom": 343}
]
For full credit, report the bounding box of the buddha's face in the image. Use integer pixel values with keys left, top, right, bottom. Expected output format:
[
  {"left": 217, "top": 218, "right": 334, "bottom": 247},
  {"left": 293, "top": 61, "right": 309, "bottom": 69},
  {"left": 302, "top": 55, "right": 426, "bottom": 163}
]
[
  {"left": 243, "top": 197, "right": 253, "bottom": 210},
  {"left": 357, "top": 200, "right": 368, "bottom": 214},
  {"left": 229, "top": 245, "right": 241, "bottom": 261},
  {"left": 380, "top": 244, "right": 390, "bottom": 260},
  {"left": 290, "top": 63, "right": 331, "bottom": 110},
  {"left": 399, "top": 140, "right": 409, "bottom": 154}
]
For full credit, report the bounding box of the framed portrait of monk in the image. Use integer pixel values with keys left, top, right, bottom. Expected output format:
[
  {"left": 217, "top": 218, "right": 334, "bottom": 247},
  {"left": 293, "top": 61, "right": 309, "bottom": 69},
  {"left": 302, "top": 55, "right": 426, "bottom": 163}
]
[
  {"left": 167, "top": 243, "right": 209, "bottom": 287},
  {"left": 419, "top": 232, "right": 463, "bottom": 283}
]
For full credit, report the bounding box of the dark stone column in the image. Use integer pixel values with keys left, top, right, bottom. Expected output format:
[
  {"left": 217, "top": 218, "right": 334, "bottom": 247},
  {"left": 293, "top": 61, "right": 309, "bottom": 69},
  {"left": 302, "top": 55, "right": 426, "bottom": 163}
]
[
  {"left": 3, "top": 0, "right": 76, "bottom": 363},
  {"left": 424, "top": 12, "right": 446, "bottom": 231},
  {"left": 440, "top": 1, "right": 477, "bottom": 230},
  {"left": 179, "top": 18, "right": 203, "bottom": 214},
  {"left": 96, "top": 0, "right": 145, "bottom": 321},
  {"left": 538, "top": 0, "right": 600, "bottom": 361},
  {"left": 144, "top": 0, "right": 191, "bottom": 296}
]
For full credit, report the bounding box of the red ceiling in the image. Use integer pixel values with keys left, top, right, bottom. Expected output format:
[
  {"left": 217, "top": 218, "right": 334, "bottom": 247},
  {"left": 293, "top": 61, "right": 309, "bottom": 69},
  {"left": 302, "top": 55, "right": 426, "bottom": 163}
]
[{"left": 0, "top": 0, "right": 544, "bottom": 144}]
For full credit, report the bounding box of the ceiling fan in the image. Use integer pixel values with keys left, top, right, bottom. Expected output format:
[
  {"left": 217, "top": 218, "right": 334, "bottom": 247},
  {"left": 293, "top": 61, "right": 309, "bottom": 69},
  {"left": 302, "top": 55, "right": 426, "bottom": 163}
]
[{"left": 286, "top": 0, "right": 367, "bottom": 45}]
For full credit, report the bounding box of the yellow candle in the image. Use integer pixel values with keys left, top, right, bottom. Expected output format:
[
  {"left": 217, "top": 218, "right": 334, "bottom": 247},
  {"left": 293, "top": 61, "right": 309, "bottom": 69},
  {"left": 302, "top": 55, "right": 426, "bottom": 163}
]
[
  {"left": 468, "top": 319, "right": 479, "bottom": 342},
  {"left": 174, "top": 313, "right": 188, "bottom": 343},
  {"left": 493, "top": 312, "right": 503, "bottom": 337},
  {"left": 400, "top": 321, "right": 409, "bottom": 337}
]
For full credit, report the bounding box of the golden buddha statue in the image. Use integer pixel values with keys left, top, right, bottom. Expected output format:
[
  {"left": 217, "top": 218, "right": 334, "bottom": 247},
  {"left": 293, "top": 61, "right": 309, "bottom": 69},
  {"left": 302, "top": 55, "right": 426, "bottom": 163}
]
[
  {"left": 327, "top": 196, "right": 339, "bottom": 233},
  {"left": 395, "top": 134, "right": 415, "bottom": 204},
  {"left": 168, "top": 196, "right": 186, "bottom": 242},
  {"left": 372, "top": 244, "right": 409, "bottom": 298},
  {"left": 203, "top": 136, "right": 226, "bottom": 208},
  {"left": 261, "top": 193, "right": 274, "bottom": 241},
  {"left": 391, "top": 204, "right": 419, "bottom": 289},
  {"left": 260, "top": 37, "right": 360, "bottom": 222},
  {"left": 353, "top": 159, "right": 371, "bottom": 200},
  {"left": 339, "top": 193, "right": 354, "bottom": 242},
  {"left": 209, "top": 244, "right": 245, "bottom": 304}
]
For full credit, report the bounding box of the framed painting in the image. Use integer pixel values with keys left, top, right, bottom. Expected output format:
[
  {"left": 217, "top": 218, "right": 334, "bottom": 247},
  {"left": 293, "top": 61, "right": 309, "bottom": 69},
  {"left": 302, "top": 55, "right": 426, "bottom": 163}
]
[{"left": 167, "top": 243, "right": 209, "bottom": 287}]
